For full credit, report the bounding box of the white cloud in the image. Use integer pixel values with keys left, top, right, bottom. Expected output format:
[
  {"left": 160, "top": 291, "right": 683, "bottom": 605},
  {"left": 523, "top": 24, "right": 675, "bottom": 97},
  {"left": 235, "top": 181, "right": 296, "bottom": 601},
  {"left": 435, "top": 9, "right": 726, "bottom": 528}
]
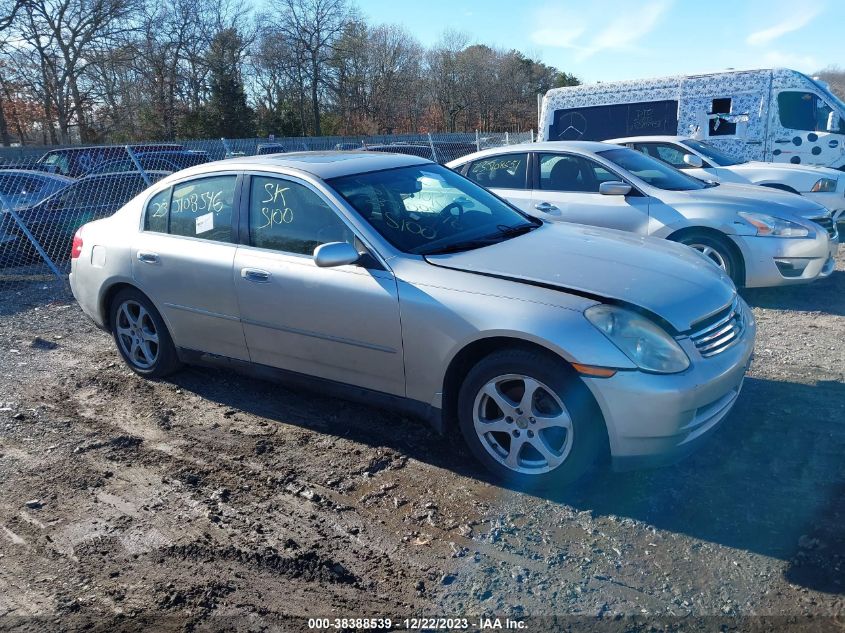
[
  {"left": 746, "top": 4, "right": 824, "bottom": 46},
  {"left": 529, "top": 0, "right": 672, "bottom": 60}
]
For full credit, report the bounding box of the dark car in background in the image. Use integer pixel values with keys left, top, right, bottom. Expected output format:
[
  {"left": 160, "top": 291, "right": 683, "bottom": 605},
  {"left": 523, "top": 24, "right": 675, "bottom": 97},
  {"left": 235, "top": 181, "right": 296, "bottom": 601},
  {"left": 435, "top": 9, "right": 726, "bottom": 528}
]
[
  {"left": 86, "top": 150, "right": 210, "bottom": 176},
  {"left": 0, "top": 170, "right": 74, "bottom": 209},
  {"left": 363, "top": 141, "right": 478, "bottom": 164},
  {"left": 0, "top": 171, "right": 169, "bottom": 265},
  {"left": 256, "top": 141, "right": 311, "bottom": 155},
  {"left": 36, "top": 144, "right": 184, "bottom": 177}
]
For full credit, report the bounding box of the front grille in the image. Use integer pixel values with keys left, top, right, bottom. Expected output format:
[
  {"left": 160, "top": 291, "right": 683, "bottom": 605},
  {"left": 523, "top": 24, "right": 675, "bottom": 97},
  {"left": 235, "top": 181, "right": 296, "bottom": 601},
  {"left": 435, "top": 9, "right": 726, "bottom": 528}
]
[
  {"left": 689, "top": 298, "right": 745, "bottom": 358},
  {"left": 811, "top": 216, "right": 839, "bottom": 240}
]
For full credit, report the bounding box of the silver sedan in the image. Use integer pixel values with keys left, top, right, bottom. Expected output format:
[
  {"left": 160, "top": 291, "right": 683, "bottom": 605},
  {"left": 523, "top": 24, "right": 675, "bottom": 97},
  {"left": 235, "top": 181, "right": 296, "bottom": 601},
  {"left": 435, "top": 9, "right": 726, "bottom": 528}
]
[
  {"left": 70, "top": 152, "right": 754, "bottom": 488},
  {"left": 447, "top": 142, "right": 838, "bottom": 287}
]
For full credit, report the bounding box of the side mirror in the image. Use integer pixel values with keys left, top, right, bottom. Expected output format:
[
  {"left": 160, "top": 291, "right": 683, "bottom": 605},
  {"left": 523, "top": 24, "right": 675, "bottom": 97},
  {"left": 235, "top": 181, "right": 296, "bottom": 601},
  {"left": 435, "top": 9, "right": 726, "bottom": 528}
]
[
  {"left": 313, "top": 241, "right": 360, "bottom": 268},
  {"left": 599, "top": 181, "right": 632, "bottom": 196},
  {"left": 682, "top": 153, "right": 704, "bottom": 168},
  {"left": 826, "top": 111, "right": 841, "bottom": 133}
]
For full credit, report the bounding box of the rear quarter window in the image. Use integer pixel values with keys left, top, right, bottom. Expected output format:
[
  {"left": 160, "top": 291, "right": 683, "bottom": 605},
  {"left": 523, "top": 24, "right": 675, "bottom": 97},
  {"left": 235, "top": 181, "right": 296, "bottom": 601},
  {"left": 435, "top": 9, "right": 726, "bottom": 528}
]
[{"left": 144, "top": 188, "right": 170, "bottom": 233}]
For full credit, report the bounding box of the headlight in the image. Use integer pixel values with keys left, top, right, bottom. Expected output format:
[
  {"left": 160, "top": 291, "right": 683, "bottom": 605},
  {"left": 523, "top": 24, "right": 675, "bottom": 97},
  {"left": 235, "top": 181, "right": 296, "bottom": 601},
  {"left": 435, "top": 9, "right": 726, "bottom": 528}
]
[
  {"left": 585, "top": 305, "right": 690, "bottom": 374},
  {"left": 738, "top": 211, "right": 810, "bottom": 238},
  {"left": 810, "top": 178, "right": 838, "bottom": 192}
]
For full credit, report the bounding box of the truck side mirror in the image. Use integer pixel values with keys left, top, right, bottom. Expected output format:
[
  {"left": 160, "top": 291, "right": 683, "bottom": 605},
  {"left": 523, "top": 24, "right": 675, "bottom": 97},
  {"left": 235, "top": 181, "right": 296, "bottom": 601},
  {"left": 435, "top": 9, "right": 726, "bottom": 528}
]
[
  {"left": 682, "top": 154, "right": 704, "bottom": 168},
  {"left": 826, "top": 111, "right": 841, "bottom": 133}
]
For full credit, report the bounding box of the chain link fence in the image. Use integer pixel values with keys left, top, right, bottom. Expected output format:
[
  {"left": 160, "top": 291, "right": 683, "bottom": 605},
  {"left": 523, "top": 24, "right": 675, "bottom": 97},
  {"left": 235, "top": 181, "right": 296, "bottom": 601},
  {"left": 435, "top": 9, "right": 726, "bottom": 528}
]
[{"left": 0, "top": 131, "right": 532, "bottom": 303}]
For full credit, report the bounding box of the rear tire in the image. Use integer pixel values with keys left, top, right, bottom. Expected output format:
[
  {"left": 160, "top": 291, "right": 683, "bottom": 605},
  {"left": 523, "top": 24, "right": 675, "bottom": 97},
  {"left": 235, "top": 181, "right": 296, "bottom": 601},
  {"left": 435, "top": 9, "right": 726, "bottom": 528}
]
[
  {"left": 457, "top": 347, "right": 607, "bottom": 490},
  {"left": 110, "top": 288, "right": 181, "bottom": 378},
  {"left": 675, "top": 231, "right": 742, "bottom": 285}
]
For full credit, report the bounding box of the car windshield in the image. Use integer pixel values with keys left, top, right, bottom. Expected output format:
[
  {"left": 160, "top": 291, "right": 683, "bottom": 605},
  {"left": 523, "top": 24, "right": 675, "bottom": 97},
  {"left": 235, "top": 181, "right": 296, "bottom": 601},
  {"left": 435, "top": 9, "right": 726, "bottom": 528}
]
[
  {"left": 680, "top": 139, "right": 745, "bottom": 166},
  {"left": 597, "top": 147, "right": 710, "bottom": 191},
  {"left": 328, "top": 164, "right": 540, "bottom": 255}
]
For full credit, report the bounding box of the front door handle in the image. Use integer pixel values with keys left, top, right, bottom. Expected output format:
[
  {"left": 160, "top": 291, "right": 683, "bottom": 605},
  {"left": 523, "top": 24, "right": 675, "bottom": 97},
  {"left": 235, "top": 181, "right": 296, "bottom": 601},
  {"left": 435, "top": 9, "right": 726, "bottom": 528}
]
[
  {"left": 241, "top": 268, "right": 271, "bottom": 283},
  {"left": 534, "top": 202, "right": 559, "bottom": 213},
  {"left": 137, "top": 251, "right": 159, "bottom": 264}
]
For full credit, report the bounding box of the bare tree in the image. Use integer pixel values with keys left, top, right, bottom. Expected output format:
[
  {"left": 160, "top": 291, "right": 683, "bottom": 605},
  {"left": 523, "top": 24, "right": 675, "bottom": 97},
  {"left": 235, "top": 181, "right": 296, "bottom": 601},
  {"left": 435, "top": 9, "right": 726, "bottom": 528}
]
[{"left": 272, "top": 0, "right": 350, "bottom": 135}]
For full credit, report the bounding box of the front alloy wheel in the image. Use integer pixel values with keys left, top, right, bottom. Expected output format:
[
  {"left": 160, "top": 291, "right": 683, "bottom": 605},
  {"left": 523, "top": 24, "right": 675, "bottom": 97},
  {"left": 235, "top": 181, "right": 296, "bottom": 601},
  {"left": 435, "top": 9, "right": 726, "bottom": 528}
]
[
  {"left": 458, "top": 348, "right": 606, "bottom": 489},
  {"left": 473, "top": 374, "right": 574, "bottom": 474}
]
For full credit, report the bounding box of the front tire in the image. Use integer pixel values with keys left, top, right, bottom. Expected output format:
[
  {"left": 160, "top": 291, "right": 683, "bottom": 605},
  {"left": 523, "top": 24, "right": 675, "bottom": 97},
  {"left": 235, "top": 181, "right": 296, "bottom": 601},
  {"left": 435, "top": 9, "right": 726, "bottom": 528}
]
[
  {"left": 110, "top": 288, "right": 181, "bottom": 378},
  {"left": 457, "top": 348, "right": 607, "bottom": 490},
  {"left": 676, "top": 231, "right": 742, "bottom": 285}
]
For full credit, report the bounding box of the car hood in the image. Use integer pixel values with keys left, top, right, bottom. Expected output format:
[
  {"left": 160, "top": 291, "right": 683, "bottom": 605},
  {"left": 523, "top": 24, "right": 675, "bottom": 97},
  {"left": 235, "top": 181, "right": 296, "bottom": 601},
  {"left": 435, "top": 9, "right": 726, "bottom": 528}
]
[
  {"left": 737, "top": 161, "right": 840, "bottom": 176},
  {"left": 425, "top": 223, "right": 736, "bottom": 333},
  {"left": 673, "top": 182, "right": 829, "bottom": 220}
]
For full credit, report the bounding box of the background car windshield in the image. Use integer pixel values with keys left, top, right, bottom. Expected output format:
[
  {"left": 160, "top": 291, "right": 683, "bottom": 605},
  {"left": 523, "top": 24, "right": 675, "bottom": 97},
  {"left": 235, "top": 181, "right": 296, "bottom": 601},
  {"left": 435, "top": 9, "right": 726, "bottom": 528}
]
[
  {"left": 328, "top": 164, "right": 537, "bottom": 254},
  {"left": 681, "top": 139, "right": 744, "bottom": 166},
  {"left": 597, "top": 147, "right": 708, "bottom": 191}
]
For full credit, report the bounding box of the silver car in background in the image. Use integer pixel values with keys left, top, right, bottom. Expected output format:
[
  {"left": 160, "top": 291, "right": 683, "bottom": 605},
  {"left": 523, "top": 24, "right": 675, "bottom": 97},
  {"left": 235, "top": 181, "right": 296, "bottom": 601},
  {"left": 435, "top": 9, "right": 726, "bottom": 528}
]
[
  {"left": 448, "top": 142, "right": 838, "bottom": 287},
  {"left": 70, "top": 152, "right": 754, "bottom": 488}
]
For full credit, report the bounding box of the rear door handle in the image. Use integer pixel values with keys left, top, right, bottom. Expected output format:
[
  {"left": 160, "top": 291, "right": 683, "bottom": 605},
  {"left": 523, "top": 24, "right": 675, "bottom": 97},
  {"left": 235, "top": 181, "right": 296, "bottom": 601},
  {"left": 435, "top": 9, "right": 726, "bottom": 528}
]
[
  {"left": 774, "top": 139, "right": 791, "bottom": 144},
  {"left": 241, "top": 268, "right": 271, "bottom": 283},
  {"left": 137, "top": 251, "right": 159, "bottom": 264},
  {"left": 534, "top": 202, "right": 559, "bottom": 213}
]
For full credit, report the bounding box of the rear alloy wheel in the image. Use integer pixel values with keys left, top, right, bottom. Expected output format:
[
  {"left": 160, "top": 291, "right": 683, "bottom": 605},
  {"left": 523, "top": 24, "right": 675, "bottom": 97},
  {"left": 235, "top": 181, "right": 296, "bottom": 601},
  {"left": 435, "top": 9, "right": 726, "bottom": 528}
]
[
  {"left": 458, "top": 348, "right": 606, "bottom": 489},
  {"left": 110, "top": 288, "right": 180, "bottom": 378},
  {"left": 677, "top": 232, "right": 741, "bottom": 285}
]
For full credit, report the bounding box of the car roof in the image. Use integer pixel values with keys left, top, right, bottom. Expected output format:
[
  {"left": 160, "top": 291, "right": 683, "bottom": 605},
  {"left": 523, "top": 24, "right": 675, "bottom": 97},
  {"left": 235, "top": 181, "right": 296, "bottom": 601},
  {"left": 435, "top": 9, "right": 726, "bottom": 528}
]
[
  {"left": 0, "top": 169, "right": 74, "bottom": 182},
  {"left": 448, "top": 140, "right": 618, "bottom": 164},
  {"left": 605, "top": 136, "right": 688, "bottom": 144},
  {"left": 169, "top": 151, "right": 431, "bottom": 180},
  {"left": 77, "top": 170, "right": 171, "bottom": 181}
]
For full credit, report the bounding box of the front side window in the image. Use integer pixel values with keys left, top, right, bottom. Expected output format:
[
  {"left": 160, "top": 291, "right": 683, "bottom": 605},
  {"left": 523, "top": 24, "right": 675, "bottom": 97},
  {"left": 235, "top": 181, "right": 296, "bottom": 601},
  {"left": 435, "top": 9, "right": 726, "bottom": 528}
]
[
  {"left": 634, "top": 143, "right": 689, "bottom": 169},
  {"left": 248, "top": 176, "right": 353, "bottom": 255},
  {"left": 169, "top": 175, "right": 236, "bottom": 242},
  {"left": 144, "top": 188, "right": 170, "bottom": 233},
  {"left": 597, "top": 147, "right": 709, "bottom": 191},
  {"left": 539, "top": 154, "right": 619, "bottom": 192},
  {"left": 465, "top": 153, "right": 528, "bottom": 189},
  {"left": 0, "top": 175, "right": 40, "bottom": 196},
  {"left": 680, "top": 139, "right": 743, "bottom": 166},
  {"left": 329, "top": 164, "right": 539, "bottom": 255},
  {"left": 778, "top": 91, "right": 834, "bottom": 132}
]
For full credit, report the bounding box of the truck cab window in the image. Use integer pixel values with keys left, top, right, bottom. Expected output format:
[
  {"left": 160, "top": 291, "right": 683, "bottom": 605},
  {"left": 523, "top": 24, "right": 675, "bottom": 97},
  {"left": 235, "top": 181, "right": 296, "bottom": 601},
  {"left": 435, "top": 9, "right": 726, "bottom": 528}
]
[
  {"left": 778, "top": 91, "right": 836, "bottom": 132},
  {"left": 709, "top": 98, "right": 736, "bottom": 136}
]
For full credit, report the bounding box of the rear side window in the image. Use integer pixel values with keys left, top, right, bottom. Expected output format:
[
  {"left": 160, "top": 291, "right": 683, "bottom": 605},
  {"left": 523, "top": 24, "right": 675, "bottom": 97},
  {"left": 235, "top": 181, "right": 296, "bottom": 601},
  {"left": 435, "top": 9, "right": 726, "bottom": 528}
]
[
  {"left": 465, "top": 153, "right": 528, "bottom": 189},
  {"left": 248, "top": 175, "right": 352, "bottom": 255},
  {"left": 169, "top": 175, "right": 237, "bottom": 242},
  {"left": 144, "top": 188, "right": 170, "bottom": 232}
]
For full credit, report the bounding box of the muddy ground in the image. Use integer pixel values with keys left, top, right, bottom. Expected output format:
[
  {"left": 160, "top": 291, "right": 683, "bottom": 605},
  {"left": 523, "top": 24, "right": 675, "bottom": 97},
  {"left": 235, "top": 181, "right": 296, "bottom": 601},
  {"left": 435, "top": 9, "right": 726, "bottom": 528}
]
[{"left": 0, "top": 253, "right": 843, "bottom": 632}]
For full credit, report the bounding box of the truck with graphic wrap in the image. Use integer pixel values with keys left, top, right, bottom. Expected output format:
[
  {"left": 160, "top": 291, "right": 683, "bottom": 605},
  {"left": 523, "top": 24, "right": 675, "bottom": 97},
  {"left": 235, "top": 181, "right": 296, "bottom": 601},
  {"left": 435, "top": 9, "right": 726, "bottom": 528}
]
[{"left": 538, "top": 68, "right": 845, "bottom": 171}]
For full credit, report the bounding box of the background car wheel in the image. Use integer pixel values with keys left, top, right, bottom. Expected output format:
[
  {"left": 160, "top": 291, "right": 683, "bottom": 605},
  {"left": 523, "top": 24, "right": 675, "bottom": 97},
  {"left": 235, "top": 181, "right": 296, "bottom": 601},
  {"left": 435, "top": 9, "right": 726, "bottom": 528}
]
[
  {"left": 110, "top": 288, "right": 181, "bottom": 378},
  {"left": 676, "top": 231, "right": 742, "bottom": 285},
  {"left": 457, "top": 347, "right": 607, "bottom": 490}
]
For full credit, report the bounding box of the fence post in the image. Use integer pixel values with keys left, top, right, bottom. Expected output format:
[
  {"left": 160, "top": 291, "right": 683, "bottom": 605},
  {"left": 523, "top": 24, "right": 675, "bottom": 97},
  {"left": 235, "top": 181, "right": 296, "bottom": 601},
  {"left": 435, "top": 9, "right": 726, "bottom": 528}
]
[
  {"left": 530, "top": 129, "right": 535, "bottom": 143},
  {"left": 427, "top": 132, "right": 437, "bottom": 162},
  {"left": 221, "top": 137, "right": 232, "bottom": 158},
  {"left": 505, "top": 131, "right": 510, "bottom": 146},
  {"left": 475, "top": 130, "right": 480, "bottom": 152},
  {"left": 126, "top": 145, "right": 151, "bottom": 186},
  {"left": 0, "top": 192, "right": 63, "bottom": 283}
]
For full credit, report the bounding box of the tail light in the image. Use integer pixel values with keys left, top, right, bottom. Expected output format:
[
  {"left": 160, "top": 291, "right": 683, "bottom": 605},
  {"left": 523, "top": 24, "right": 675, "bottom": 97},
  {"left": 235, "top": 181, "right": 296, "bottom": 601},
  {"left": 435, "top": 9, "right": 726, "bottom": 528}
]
[{"left": 71, "top": 226, "right": 84, "bottom": 259}]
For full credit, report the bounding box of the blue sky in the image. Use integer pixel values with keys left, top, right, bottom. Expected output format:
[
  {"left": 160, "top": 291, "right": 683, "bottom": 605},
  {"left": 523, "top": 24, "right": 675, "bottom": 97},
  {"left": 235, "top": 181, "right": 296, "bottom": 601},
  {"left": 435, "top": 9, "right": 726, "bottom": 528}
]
[{"left": 356, "top": 0, "right": 839, "bottom": 83}]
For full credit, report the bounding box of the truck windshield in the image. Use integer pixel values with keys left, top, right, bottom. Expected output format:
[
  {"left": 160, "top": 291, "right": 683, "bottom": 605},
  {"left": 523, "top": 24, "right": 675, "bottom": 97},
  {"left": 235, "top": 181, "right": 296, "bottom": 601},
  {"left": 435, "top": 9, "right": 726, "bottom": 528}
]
[
  {"left": 597, "top": 147, "right": 709, "bottom": 191},
  {"left": 680, "top": 139, "right": 745, "bottom": 167}
]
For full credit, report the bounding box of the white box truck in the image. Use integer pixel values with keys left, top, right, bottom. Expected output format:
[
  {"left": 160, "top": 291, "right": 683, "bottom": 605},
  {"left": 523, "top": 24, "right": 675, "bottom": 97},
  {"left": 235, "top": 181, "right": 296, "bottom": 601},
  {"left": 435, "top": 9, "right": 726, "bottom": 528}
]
[{"left": 538, "top": 68, "right": 845, "bottom": 171}]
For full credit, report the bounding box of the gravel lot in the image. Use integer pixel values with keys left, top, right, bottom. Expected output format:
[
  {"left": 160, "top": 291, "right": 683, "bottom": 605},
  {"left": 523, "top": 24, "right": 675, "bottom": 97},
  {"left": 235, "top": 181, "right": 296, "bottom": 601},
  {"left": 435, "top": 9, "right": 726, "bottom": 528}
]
[{"left": 0, "top": 251, "right": 843, "bottom": 631}]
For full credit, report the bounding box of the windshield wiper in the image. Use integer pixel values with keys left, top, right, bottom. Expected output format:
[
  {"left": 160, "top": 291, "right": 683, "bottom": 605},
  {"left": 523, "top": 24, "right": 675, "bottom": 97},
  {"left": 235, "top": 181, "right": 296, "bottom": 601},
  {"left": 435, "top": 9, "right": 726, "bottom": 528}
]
[
  {"left": 421, "top": 223, "right": 538, "bottom": 256},
  {"left": 422, "top": 238, "right": 501, "bottom": 255}
]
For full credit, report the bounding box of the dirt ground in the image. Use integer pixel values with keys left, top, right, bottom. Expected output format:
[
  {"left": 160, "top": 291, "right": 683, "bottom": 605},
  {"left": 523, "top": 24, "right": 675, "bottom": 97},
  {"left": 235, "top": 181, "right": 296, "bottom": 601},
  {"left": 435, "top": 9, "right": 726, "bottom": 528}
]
[{"left": 0, "top": 252, "right": 843, "bottom": 632}]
